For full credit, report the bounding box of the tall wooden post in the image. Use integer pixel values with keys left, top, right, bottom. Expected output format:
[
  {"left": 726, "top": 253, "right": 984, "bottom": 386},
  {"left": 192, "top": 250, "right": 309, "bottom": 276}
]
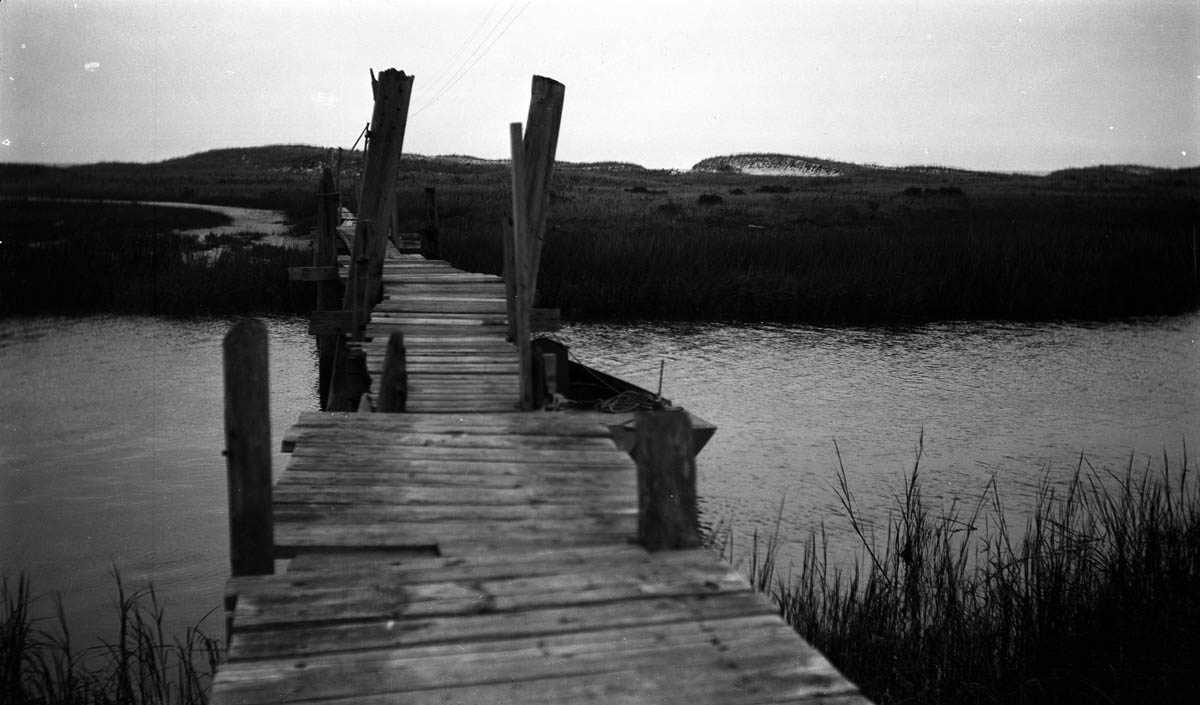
[
  {"left": 506, "top": 76, "right": 564, "bottom": 410},
  {"left": 314, "top": 167, "right": 341, "bottom": 409},
  {"left": 509, "top": 123, "right": 534, "bottom": 410},
  {"left": 635, "top": 410, "right": 700, "bottom": 551},
  {"left": 343, "top": 68, "right": 414, "bottom": 340},
  {"left": 223, "top": 319, "right": 274, "bottom": 576},
  {"left": 519, "top": 76, "right": 565, "bottom": 305}
]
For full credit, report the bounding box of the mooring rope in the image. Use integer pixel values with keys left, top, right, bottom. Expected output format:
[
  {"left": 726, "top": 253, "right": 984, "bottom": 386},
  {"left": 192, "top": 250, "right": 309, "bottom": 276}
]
[{"left": 595, "top": 389, "right": 675, "bottom": 414}]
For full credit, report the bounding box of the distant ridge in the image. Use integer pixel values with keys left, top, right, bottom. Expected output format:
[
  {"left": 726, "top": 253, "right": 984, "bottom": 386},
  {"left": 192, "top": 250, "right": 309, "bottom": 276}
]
[
  {"left": 14, "top": 145, "right": 1191, "bottom": 180},
  {"left": 692, "top": 153, "right": 847, "bottom": 177}
]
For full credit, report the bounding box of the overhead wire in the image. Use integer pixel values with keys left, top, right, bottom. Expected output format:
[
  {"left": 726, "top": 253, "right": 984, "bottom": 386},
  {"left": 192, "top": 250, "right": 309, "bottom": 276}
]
[
  {"left": 410, "top": 0, "right": 533, "bottom": 118},
  {"left": 420, "top": 1, "right": 503, "bottom": 99}
]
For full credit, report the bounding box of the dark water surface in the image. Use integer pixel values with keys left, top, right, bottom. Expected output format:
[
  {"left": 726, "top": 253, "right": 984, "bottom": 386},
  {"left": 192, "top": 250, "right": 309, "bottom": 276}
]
[
  {"left": 552, "top": 314, "right": 1200, "bottom": 571},
  {"left": 2, "top": 313, "right": 1196, "bottom": 645},
  {"left": 1, "top": 316, "right": 316, "bottom": 645}
]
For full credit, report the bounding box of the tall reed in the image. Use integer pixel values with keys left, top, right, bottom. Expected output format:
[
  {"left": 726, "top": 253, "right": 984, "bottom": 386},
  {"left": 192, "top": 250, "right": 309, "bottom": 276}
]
[
  {"left": 1, "top": 572, "right": 221, "bottom": 705},
  {"left": 739, "top": 443, "right": 1199, "bottom": 704}
]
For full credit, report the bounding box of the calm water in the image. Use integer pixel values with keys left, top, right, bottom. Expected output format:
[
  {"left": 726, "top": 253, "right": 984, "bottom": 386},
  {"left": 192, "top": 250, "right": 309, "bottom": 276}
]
[
  {"left": 1, "top": 313, "right": 1197, "bottom": 644},
  {"left": 552, "top": 315, "right": 1200, "bottom": 570},
  {"left": 0, "top": 316, "right": 317, "bottom": 644}
]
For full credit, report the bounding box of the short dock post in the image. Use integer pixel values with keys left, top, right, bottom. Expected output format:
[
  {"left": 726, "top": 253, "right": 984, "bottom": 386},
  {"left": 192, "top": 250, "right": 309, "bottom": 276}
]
[
  {"left": 635, "top": 410, "right": 701, "bottom": 551},
  {"left": 377, "top": 331, "right": 407, "bottom": 412},
  {"left": 423, "top": 187, "right": 440, "bottom": 259},
  {"left": 222, "top": 319, "right": 274, "bottom": 576}
]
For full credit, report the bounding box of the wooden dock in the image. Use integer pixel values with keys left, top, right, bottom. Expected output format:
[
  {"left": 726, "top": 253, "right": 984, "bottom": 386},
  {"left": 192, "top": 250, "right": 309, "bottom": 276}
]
[{"left": 210, "top": 68, "right": 869, "bottom": 704}]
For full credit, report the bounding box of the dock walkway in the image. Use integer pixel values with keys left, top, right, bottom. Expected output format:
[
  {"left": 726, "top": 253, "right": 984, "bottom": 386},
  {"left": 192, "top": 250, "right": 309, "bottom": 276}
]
[{"left": 210, "top": 247, "right": 869, "bottom": 703}]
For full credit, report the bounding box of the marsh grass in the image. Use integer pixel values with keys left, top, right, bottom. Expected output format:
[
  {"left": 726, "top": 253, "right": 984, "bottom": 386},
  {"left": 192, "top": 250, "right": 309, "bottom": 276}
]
[
  {"left": 0, "top": 205, "right": 313, "bottom": 316},
  {"left": 1, "top": 572, "right": 221, "bottom": 705},
  {"left": 731, "top": 444, "right": 1200, "bottom": 704},
  {"left": 439, "top": 194, "right": 1199, "bottom": 322}
]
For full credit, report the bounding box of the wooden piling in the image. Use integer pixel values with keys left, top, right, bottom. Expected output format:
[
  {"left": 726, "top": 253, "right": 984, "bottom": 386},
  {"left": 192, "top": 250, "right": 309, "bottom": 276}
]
[
  {"left": 518, "top": 76, "right": 565, "bottom": 304},
  {"left": 325, "top": 342, "right": 370, "bottom": 413},
  {"left": 505, "top": 77, "right": 564, "bottom": 409},
  {"left": 509, "top": 122, "right": 534, "bottom": 410},
  {"left": 501, "top": 217, "right": 517, "bottom": 342},
  {"left": 222, "top": 319, "right": 274, "bottom": 576},
  {"left": 635, "top": 410, "right": 701, "bottom": 551},
  {"left": 343, "top": 68, "right": 414, "bottom": 340},
  {"left": 377, "top": 331, "right": 407, "bottom": 413},
  {"left": 423, "top": 187, "right": 440, "bottom": 259},
  {"left": 314, "top": 167, "right": 341, "bottom": 409}
]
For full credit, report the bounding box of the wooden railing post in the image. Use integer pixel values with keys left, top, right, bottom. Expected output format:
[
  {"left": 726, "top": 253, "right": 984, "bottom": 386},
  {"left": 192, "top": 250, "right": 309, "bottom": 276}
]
[
  {"left": 377, "top": 331, "right": 407, "bottom": 412},
  {"left": 501, "top": 217, "right": 517, "bottom": 342},
  {"left": 519, "top": 76, "right": 565, "bottom": 304},
  {"left": 509, "top": 123, "right": 534, "bottom": 410},
  {"left": 222, "top": 319, "right": 274, "bottom": 576},
  {"left": 343, "top": 68, "right": 414, "bottom": 341},
  {"left": 634, "top": 410, "right": 701, "bottom": 551},
  {"left": 507, "top": 76, "right": 564, "bottom": 410},
  {"left": 314, "top": 167, "right": 341, "bottom": 409}
]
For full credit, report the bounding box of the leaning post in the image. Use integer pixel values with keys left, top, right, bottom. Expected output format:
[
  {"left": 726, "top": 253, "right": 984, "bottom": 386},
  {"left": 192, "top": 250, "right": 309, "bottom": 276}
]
[
  {"left": 343, "top": 68, "right": 414, "bottom": 340},
  {"left": 519, "top": 76, "right": 565, "bottom": 305},
  {"left": 634, "top": 410, "right": 701, "bottom": 551},
  {"left": 222, "top": 319, "right": 274, "bottom": 576}
]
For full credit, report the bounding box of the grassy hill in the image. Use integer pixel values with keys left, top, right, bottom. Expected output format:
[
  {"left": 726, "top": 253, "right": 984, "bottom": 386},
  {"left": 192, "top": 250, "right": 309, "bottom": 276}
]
[{"left": 3, "top": 145, "right": 1198, "bottom": 322}]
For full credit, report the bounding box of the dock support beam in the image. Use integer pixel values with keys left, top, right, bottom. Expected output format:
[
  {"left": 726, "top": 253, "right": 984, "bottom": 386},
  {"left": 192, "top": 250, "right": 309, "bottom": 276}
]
[
  {"left": 635, "top": 410, "right": 701, "bottom": 551},
  {"left": 222, "top": 319, "right": 274, "bottom": 576}
]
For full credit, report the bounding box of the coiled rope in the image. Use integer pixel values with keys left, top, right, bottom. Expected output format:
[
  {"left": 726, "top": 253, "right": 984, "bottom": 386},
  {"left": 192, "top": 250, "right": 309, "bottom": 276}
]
[{"left": 595, "top": 389, "right": 674, "bottom": 414}]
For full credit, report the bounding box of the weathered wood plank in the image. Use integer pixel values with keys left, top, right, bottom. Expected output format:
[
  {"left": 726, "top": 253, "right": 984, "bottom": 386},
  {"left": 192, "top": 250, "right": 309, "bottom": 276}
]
[
  {"left": 289, "top": 411, "right": 614, "bottom": 434},
  {"left": 226, "top": 591, "right": 774, "bottom": 661},
  {"left": 288, "top": 443, "right": 631, "bottom": 466},
  {"left": 231, "top": 550, "right": 747, "bottom": 627},
  {"left": 284, "top": 428, "right": 619, "bottom": 450},
  {"left": 211, "top": 616, "right": 847, "bottom": 704},
  {"left": 273, "top": 521, "right": 634, "bottom": 553},
  {"left": 288, "top": 265, "right": 340, "bottom": 281}
]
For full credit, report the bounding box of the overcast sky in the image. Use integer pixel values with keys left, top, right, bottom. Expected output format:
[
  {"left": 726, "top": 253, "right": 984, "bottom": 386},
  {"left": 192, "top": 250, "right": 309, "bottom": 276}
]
[{"left": 1, "top": 0, "right": 1197, "bottom": 171}]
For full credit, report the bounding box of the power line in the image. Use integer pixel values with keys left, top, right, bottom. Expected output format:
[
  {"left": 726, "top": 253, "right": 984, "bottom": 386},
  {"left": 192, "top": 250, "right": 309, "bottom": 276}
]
[
  {"left": 414, "top": 0, "right": 517, "bottom": 108},
  {"left": 420, "top": 1, "right": 503, "bottom": 99},
  {"left": 411, "top": 0, "right": 532, "bottom": 118}
]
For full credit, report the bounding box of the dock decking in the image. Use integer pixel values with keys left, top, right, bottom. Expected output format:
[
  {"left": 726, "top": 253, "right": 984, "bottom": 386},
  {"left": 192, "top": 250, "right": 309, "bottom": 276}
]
[
  {"left": 212, "top": 69, "right": 867, "bottom": 704},
  {"left": 211, "top": 246, "right": 869, "bottom": 703}
]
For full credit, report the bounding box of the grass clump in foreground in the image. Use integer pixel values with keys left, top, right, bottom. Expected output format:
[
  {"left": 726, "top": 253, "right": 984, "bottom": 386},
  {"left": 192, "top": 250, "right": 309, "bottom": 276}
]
[
  {"left": 742, "top": 445, "right": 1200, "bottom": 705},
  {"left": 1, "top": 572, "right": 221, "bottom": 705}
]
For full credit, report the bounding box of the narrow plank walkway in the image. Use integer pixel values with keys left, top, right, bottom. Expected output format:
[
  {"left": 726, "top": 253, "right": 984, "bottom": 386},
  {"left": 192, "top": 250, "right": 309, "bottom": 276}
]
[
  {"left": 364, "top": 259, "right": 517, "bottom": 413},
  {"left": 210, "top": 251, "right": 870, "bottom": 703}
]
